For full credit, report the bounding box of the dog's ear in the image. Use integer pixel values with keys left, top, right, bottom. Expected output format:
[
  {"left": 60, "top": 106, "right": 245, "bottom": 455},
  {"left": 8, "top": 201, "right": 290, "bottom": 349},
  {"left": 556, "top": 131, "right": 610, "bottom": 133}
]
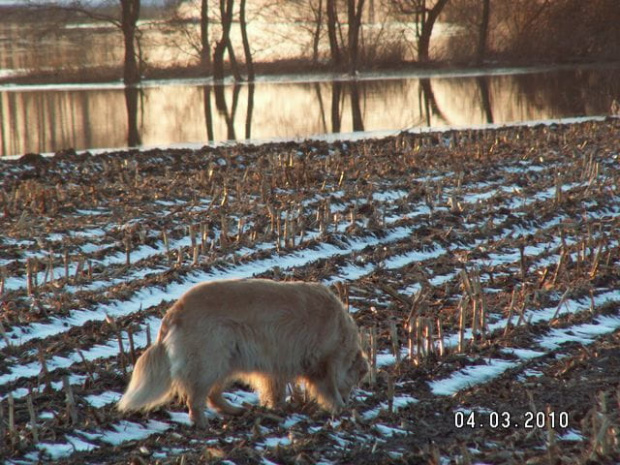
[{"left": 352, "top": 350, "right": 369, "bottom": 380}]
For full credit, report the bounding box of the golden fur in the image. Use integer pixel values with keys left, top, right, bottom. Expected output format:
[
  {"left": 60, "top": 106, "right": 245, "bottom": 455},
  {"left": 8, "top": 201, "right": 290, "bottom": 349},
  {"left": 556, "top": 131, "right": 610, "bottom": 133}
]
[{"left": 118, "top": 278, "right": 369, "bottom": 428}]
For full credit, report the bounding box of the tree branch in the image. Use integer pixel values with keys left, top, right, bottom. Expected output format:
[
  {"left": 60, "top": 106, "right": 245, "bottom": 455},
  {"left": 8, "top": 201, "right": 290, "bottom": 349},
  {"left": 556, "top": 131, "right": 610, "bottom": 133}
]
[{"left": 27, "top": 0, "right": 122, "bottom": 29}]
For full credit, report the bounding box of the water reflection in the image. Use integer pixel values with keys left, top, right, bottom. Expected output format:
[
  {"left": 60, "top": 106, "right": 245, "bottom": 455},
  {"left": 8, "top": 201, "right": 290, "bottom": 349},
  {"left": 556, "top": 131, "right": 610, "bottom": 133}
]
[
  {"left": 1, "top": 65, "right": 619, "bottom": 157},
  {"left": 125, "top": 86, "right": 142, "bottom": 147},
  {"left": 477, "top": 76, "right": 494, "bottom": 124}
]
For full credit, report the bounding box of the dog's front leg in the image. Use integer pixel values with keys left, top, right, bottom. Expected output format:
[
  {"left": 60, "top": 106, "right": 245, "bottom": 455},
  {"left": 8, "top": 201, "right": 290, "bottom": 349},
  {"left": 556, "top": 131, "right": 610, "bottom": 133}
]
[
  {"left": 308, "top": 372, "right": 346, "bottom": 413},
  {"left": 188, "top": 400, "right": 207, "bottom": 428}
]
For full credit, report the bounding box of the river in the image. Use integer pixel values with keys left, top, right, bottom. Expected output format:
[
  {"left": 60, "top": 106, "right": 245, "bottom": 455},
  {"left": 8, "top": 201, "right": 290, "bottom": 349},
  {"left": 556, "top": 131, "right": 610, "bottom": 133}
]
[{"left": 1, "top": 64, "right": 619, "bottom": 157}]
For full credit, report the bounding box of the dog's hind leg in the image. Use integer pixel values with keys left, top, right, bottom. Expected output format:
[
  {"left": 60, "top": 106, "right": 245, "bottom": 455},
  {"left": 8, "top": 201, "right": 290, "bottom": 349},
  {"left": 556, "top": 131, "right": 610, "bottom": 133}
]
[
  {"left": 261, "top": 375, "right": 287, "bottom": 409},
  {"left": 207, "top": 382, "right": 244, "bottom": 416},
  {"left": 181, "top": 371, "right": 228, "bottom": 428},
  {"left": 185, "top": 383, "right": 210, "bottom": 428},
  {"left": 243, "top": 373, "right": 287, "bottom": 409}
]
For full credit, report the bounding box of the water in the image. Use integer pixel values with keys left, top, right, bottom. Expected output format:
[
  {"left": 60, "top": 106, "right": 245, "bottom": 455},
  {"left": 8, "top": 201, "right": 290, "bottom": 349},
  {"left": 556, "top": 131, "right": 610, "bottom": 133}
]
[
  {"left": 1, "top": 64, "right": 619, "bottom": 158},
  {"left": 2, "top": 5, "right": 618, "bottom": 158}
]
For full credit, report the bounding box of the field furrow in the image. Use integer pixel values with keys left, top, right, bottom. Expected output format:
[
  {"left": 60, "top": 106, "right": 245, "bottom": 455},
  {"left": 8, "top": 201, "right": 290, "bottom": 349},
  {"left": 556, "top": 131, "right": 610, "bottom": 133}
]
[{"left": 1, "top": 119, "right": 619, "bottom": 464}]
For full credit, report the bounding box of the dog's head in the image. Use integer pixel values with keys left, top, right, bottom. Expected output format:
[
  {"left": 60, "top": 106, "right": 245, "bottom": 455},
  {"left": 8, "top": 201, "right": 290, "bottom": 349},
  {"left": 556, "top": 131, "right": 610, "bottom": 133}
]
[{"left": 337, "top": 349, "right": 370, "bottom": 401}]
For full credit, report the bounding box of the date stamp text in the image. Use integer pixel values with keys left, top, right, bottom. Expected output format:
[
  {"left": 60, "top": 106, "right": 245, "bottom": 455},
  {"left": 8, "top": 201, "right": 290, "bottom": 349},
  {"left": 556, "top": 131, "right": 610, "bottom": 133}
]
[{"left": 454, "top": 410, "right": 569, "bottom": 429}]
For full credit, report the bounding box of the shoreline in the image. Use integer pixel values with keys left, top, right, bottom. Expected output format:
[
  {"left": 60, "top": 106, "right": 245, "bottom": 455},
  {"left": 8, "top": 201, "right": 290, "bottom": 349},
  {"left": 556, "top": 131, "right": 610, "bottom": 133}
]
[
  {"left": 1, "top": 115, "right": 613, "bottom": 163},
  {"left": 2, "top": 56, "right": 617, "bottom": 88}
]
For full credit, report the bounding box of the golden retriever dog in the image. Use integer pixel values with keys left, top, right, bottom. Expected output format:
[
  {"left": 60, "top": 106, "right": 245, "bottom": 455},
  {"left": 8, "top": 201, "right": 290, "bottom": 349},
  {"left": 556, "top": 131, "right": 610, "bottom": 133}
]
[{"left": 118, "top": 278, "right": 369, "bottom": 428}]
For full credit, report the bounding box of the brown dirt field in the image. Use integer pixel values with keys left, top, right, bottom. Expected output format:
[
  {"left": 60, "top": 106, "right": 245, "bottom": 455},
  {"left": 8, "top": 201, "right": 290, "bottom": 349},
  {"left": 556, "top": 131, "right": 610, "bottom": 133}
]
[{"left": 1, "top": 118, "right": 619, "bottom": 464}]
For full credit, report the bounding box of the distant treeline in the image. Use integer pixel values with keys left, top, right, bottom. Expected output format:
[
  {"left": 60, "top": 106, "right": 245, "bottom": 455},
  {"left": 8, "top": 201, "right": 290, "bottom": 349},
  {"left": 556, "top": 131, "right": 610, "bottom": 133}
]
[
  {"left": 444, "top": 0, "right": 620, "bottom": 64},
  {"left": 5, "top": 0, "right": 620, "bottom": 84}
]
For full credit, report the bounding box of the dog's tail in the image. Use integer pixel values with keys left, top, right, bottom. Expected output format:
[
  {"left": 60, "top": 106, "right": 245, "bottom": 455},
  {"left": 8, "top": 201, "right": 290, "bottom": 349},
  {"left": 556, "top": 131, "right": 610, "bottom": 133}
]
[{"left": 117, "top": 341, "right": 172, "bottom": 412}]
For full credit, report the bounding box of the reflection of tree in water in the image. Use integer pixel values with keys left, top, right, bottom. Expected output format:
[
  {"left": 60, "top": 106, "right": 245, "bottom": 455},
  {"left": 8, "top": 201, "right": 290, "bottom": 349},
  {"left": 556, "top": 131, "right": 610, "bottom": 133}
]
[
  {"left": 350, "top": 81, "right": 364, "bottom": 132},
  {"left": 201, "top": 82, "right": 256, "bottom": 142},
  {"left": 510, "top": 68, "right": 620, "bottom": 118},
  {"left": 328, "top": 79, "right": 397, "bottom": 134},
  {"left": 124, "top": 86, "right": 142, "bottom": 147},
  {"left": 214, "top": 83, "right": 241, "bottom": 140},
  {"left": 431, "top": 67, "right": 620, "bottom": 126},
  {"left": 314, "top": 82, "right": 329, "bottom": 134},
  {"left": 476, "top": 76, "right": 493, "bottom": 124},
  {"left": 203, "top": 85, "right": 214, "bottom": 142},
  {"left": 324, "top": 77, "right": 460, "bottom": 134},
  {"left": 419, "top": 78, "right": 448, "bottom": 126},
  {"left": 6, "top": 66, "right": 620, "bottom": 157},
  {"left": 328, "top": 77, "right": 458, "bottom": 131},
  {"left": 331, "top": 81, "right": 342, "bottom": 133},
  {"left": 125, "top": 81, "right": 256, "bottom": 148},
  {"left": 245, "top": 82, "right": 255, "bottom": 139}
]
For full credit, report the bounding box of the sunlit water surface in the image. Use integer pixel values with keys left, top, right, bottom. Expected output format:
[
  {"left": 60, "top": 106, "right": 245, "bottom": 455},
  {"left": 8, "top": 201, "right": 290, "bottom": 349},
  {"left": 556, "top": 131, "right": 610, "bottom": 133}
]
[{"left": 1, "top": 64, "right": 619, "bottom": 157}]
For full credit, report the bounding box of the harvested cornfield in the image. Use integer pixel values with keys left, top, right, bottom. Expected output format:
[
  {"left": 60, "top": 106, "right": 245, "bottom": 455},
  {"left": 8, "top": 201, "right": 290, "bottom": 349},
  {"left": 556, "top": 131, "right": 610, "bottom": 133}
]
[{"left": 1, "top": 118, "right": 619, "bottom": 464}]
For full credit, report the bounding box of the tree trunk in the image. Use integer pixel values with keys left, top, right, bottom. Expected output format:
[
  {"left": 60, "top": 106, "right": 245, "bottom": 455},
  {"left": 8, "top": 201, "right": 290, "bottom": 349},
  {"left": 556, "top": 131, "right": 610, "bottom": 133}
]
[
  {"left": 239, "top": 0, "right": 254, "bottom": 80},
  {"left": 327, "top": 0, "right": 342, "bottom": 68},
  {"left": 476, "top": 0, "right": 490, "bottom": 66},
  {"left": 120, "top": 0, "right": 140, "bottom": 85},
  {"left": 214, "top": 0, "right": 234, "bottom": 82},
  {"left": 226, "top": 39, "right": 243, "bottom": 81},
  {"left": 200, "top": 0, "right": 211, "bottom": 69},
  {"left": 417, "top": 0, "right": 449, "bottom": 62},
  {"left": 213, "top": 41, "right": 226, "bottom": 81},
  {"left": 347, "top": 0, "right": 365, "bottom": 75},
  {"left": 312, "top": 0, "right": 323, "bottom": 66}
]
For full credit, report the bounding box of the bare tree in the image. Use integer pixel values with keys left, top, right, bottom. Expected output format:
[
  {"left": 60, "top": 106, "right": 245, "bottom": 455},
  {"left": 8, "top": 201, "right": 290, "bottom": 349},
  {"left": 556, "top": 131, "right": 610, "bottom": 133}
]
[
  {"left": 392, "top": 0, "right": 450, "bottom": 62},
  {"left": 164, "top": 0, "right": 211, "bottom": 72},
  {"left": 120, "top": 0, "right": 141, "bottom": 85},
  {"left": 326, "top": 0, "right": 343, "bottom": 67},
  {"left": 239, "top": 0, "right": 254, "bottom": 80},
  {"left": 273, "top": 0, "right": 326, "bottom": 66},
  {"left": 200, "top": 0, "right": 211, "bottom": 68},
  {"left": 311, "top": 0, "right": 324, "bottom": 65},
  {"left": 213, "top": 0, "right": 234, "bottom": 81},
  {"left": 28, "top": 0, "right": 143, "bottom": 85},
  {"left": 213, "top": 0, "right": 243, "bottom": 81},
  {"left": 171, "top": 0, "right": 254, "bottom": 80},
  {"left": 347, "top": 0, "right": 365, "bottom": 74},
  {"left": 325, "top": 0, "right": 365, "bottom": 72},
  {"left": 476, "top": 0, "right": 490, "bottom": 65}
]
